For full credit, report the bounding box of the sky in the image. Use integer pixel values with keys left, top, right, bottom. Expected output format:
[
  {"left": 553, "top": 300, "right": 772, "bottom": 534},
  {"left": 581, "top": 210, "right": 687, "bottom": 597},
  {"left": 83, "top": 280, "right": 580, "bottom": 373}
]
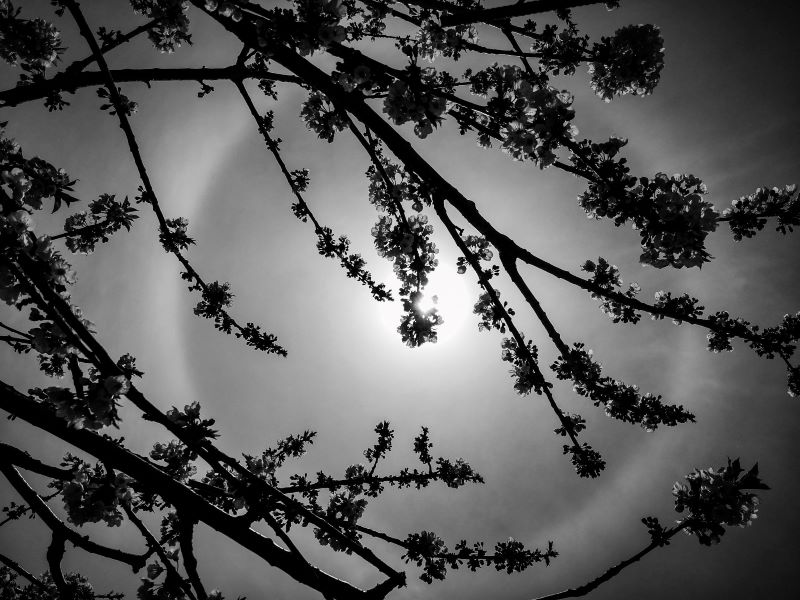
[{"left": 1, "top": 1, "right": 799, "bottom": 599}]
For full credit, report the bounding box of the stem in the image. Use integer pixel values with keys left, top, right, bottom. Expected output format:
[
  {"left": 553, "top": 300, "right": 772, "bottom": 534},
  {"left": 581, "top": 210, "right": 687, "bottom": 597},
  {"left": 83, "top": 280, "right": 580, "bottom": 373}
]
[
  {"left": 62, "top": 0, "right": 286, "bottom": 355},
  {"left": 533, "top": 522, "right": 691, "bottom": 599},
  {"left": 0, "top": 66, "right": 299, "bottom": 108}
]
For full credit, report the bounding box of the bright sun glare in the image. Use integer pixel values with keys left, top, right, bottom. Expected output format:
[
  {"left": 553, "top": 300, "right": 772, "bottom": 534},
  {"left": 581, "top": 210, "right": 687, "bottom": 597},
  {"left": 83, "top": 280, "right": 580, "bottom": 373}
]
[{"left": 380, "top": 255, "right": 475, "bottom": 346}]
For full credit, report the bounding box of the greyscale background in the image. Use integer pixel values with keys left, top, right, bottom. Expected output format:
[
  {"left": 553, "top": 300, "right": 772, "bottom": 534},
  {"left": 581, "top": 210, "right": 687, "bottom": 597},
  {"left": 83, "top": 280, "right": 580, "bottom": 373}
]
[{"left": 1, "top": 1, "right": 799, "bottom": 599}]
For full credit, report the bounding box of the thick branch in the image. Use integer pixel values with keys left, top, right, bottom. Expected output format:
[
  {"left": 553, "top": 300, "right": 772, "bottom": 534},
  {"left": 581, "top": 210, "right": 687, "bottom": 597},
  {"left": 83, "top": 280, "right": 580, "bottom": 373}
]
[
  {"left": 10, "top": 236, "right": 396, "bottom": 585},
  {"left": 0, "top": 381, "right": 399, "bottom": 600},
  {"left": 46, "top": 532, "right": 69, "bottom": 600},
  {"left": 0, "top": 459, "right": 147, "bottom": 571},
  {"left": 178, "top": 517, "right": 208, "bottom": 600},
  {"left": 440, "top": 0, "right": 607, "bottom": 27},
  {"left": 0, "top": 443, "right": 74, "bottom": 480}
]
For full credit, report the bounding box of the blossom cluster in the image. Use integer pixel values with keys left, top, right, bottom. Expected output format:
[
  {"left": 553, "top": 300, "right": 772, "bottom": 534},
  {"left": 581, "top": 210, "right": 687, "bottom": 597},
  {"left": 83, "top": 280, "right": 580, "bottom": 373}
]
[
  {"left": 367, "top": 159, "right": 432, "bottom": 214},
  {"left": 551, "top": 343, "right": 695, "bottom": 430},
  {"left": 289, "top": 0, "right": 348, "bottom": 56},
  {"left": 521, "top": 17, "right": 585, "bottom": 74},
  {"left": 553, "top": 412, "right": 587, "bottom": 437},
  {"left": 652, "top": 290, "right": 704, "bottom": 324},
  {"left": 166, "top": 402, "right": 217, "bottom": 441},
  {"left": 192, "top": 280, "right": 233, "bottom": 328},
  {"left": 634, "top": 173, "right": 720, "bottom": 268},
  {"left": 398, "top": 290, "right": 443, "bottom": 347},
  {"left": 129, "top": 0, "right": 191, "bottom": 53},
  {"left": 313, "top": 490, "right": 368, "bottom": 551},
  {"left": 372, "top": 213, "right": 438, "bottom": 295},
  {"left": 151, "top": 440, "right": 197, "bottom": 481},
  {"left": 331, "top": 61, "right": 381, "bottom": 94},
  {"left": 402, "top": 530, "right": 556, "bottom": 584},
  {"left": 0, "top": 567, "right": 100, "bottom": 600},
  {"left": 581, "top": 257, "right": 641, "bottom": 323},
  {"left": 473, "top": 290, "right": 513, "bottom": 333},
  {"left": 158, "top": 216, "right": 194, "bottom": 252},
  {"left": 0, "top": 131, "right": 89, "bottom": 381},
  {"left": 749, "top": 312, "right": 800, "bottom": 360},
  {"left": 705, "top": 311, "right": 753, "bottom": 353},
  {"left": 1, "top": 133, "right": 76, "bottom": 212},
  {"left": 383, "top": 76, "right": 447, "bottom": 139},
  {"left": 589, "top": 24, "right": 664, "bottom": 101},
  {"left": 26, "top": 320, "right": 75, "bottom": 377},
  {"left": 456, "top": 235, "right": 493, "bottom": 275},
  {"left": 63, "top": 194, "right": 138, "bottom": 254},
  {"left": 0, "top": 1, "right": 62, "bottom": 72},
  {"left": 300, "top": 91, "right": 348, "bottom": 142},
  {"left": 704, "top": 310, "right": 799, "bottom": 396},
  {"left": 500, "top": 336, "right": 545, "bottom": 396},
  {"left": 470, "top": 64, "right": 577, "bottom": 167},
  {"left": 52, "top": 457, "right": 132, "bottom": 527},
  {"left": 723, "top": 184, "right": 799, "bottom": 240},
  {"left": 580, "top": 168, "right": 719, "bottom": 268},
  {"left": 366, "top": 154, "right": 443, "bottom": 344},
  {"left": 33, "top": 372, "right": 129, "bottom": 430},
  {"left": 562, "top": 442, "right": 605, "bottom": 478},
  {"left": 673, "top": 458, "right": 768, "bottom": 545},
  {"left": 416, "top": 17, "right": 478, "bottom": 62}
]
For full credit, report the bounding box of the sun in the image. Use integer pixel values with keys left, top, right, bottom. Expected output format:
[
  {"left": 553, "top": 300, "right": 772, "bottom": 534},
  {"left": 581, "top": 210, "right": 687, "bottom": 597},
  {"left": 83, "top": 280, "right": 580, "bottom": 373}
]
[{"left": 379, "top": 253, "right": 476, "bottom": 347}]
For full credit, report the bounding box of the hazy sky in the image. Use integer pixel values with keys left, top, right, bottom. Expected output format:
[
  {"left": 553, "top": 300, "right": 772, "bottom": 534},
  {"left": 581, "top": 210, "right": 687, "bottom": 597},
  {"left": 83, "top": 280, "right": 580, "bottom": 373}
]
[{"left": 1, "top": 1, "right": 799, "bottom": 599}]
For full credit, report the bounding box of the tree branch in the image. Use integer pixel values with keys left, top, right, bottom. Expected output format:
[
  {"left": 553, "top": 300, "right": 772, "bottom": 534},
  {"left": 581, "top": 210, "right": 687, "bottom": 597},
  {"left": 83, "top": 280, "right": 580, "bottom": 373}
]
[
  {"left": 440, "top": 0, "right": 608, "bottom": 27},
  {"left": 178, "top": 516, "right": 209, "bottom": 600},
  {"left": 46, "top": 532, "right": 69, "bottom": 600},
  {"left": 123, "top": 503, "right": 197, "bottom": 600},
  {"left": 0, "top": 380, "right": 400, "bottom": 600},
  {"left": 62, "top": 0, "right": 287, "bottom": 357},
  {"left": 0, "top": 552, "right": 47, "bottom": 590},
  {"left": 0, "top": 443, "right": 74, "bottom": 480},
  {"left": 0, "top": 66, "right": 300, "bottom": 108},
  {"left": 0, "top": 459, "right": 147, "bottom": 571},
  {"left": 532, "top": 523, "right": 690, "bottom": 599}
]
